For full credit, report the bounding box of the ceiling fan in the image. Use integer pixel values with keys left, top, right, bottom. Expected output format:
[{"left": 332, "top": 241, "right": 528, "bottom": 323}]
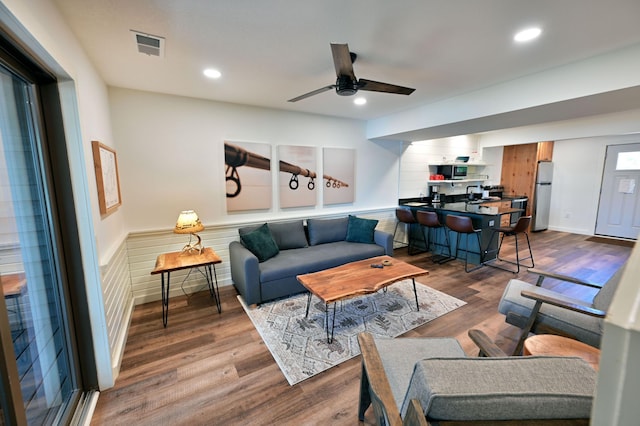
[{"left": 288, "top": 43, "right": 415, "bottom": 102}]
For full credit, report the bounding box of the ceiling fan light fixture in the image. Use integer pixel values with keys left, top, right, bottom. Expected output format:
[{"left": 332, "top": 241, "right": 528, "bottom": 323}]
[
  {"left": 514, "top": 27, "right": 542, "bottom": 42},
  {"left": 354, "top": 97, "right": 367, "bottom": 105},
  {"left": 336, "top": 75, "right": 358, "bottom": 96}
]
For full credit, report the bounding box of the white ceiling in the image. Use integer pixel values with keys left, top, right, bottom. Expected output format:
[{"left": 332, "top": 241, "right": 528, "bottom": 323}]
[{"left": 54, "top": 0, "right": 640, "bottom": 127}]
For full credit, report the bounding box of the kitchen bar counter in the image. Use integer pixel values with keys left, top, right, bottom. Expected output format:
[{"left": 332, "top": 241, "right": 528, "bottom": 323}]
[
  {"left": 398, "top": 199, "right": 524, "bottom": 264},
  {"left": 402, "top": 201, "right": 522, "bottom": 217}
]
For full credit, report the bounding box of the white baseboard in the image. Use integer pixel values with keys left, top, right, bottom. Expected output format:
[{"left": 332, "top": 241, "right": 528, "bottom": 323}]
[{"left": 111, "top": 296, "right": 135, "bottom": 381}]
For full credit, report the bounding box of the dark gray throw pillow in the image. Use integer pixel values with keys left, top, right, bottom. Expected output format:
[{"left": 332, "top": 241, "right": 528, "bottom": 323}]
[
  {"left": 345, "top": 215, "right": 378, "bottom": 244},
  {"left": 268, "top": 220, "right": 308, "bottom": 250},
  {"left": 307, "top": 217, "right": 349, "bottom": 245},
  {"left": 240, "top": 223, "right": 279, "bottom": 262}
]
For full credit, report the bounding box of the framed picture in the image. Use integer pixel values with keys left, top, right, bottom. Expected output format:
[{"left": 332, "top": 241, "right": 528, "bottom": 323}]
[
  {"left": 224, "top": 140, "right": 272, "bottom": 212},
  {"left": 91, "top": 140, "right": 122, "bottom": 216}
]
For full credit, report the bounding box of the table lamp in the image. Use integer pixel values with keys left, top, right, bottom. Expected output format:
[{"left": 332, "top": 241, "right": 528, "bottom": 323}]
[{"left": 174, "top": 210, "right": 205, "bottom": 254}]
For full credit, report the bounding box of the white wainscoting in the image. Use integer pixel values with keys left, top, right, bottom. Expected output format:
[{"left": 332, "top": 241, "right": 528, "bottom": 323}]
[{"left": 98, "top": 236, "right": 133, "bottom": 377}]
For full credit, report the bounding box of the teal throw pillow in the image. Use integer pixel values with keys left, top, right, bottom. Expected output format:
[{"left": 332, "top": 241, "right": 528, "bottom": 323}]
[
  {"left": 345, "top": 215, "right": 379, "bottom": 244},
  {"left": 240, "top": 223, "right": 279, "bottom": 262}
]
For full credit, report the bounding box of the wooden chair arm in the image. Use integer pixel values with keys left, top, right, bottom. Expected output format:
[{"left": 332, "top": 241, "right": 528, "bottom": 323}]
[
  {"left": 467, "top": 329, "right": 507, "bottom": 357},
  {"left": 520, "top": 290, "right": 606, "bottom": 317},
  {"left": 527, "top": 268, "right": 602, "bottom": 289},
  {"left": 403, "top": 399, "right": 428, "bottom": 426},
  {"left": 358, "top": 332, "right": 403, "bottom": 426}
]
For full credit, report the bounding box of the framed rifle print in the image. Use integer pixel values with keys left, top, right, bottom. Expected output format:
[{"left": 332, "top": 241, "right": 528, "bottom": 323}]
[{"left": 91, "top": 140, "right": 122, "bottom": 216}]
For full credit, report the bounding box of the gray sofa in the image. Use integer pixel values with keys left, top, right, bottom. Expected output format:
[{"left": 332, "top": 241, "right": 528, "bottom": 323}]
[{"left": 229, "top": 216, "right": 393, "bottom": 305}]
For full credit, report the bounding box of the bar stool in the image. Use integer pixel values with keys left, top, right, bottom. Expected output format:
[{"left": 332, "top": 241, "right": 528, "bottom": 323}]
[
  {"left": 484, "top": 215, "right": 534, "bottom": 273},
  {"left": 416, "top": 210, "right": 453, "bottom": 263},
  {"left": 393, "top": 208, "right": 426, "bottom": 255},
  {"left": 445, "top": 215, "right": 484, "bottom": 272}
]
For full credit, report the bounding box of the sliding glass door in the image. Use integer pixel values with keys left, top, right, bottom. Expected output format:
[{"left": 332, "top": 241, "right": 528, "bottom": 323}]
[{"left": 0, "top": 39, "right": 83, "bottom": 425}]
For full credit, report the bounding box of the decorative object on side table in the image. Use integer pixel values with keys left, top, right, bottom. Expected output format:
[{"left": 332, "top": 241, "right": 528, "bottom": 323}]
[{"left": 174, "top": 210, "right": 205, "bottom": 254}]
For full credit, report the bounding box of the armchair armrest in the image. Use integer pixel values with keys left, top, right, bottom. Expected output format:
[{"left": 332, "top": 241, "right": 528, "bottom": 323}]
[
  {"left": 520, "top": 290, "right": 606, "bottom": 318},
  {"left": 528, "top": 268, "right": 602, "bottom": 289},
  {"left": 467, "top": 329, "right": 508, "bottom": 357},
  {"left": 357, "top": 332, "right": 403, "bottom": 426}
]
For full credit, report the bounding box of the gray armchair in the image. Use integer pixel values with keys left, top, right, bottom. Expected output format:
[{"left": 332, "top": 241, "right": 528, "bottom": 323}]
[
  {"left": 357, "top": 330, "right": 595, "bottom": 425},
  {"left": 498, "top": 263, "right": 626, "bottom": 354}
]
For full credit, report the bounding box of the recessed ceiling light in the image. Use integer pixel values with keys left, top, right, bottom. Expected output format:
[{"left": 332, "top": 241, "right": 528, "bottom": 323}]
[
  {"left": 514, "top": 27, "right": 542, "bottom": 42},
  {"left": 354, "top": 97, "right": 367, "bottom": 105},
  {"left": 203, "top": 68, "right": 222, "bottom": 79}
]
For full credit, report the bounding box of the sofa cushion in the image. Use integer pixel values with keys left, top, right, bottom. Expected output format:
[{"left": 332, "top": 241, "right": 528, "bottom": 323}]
[
  {"left": 268, "top": 220, "right": 308, "bottom": 250},
  {"left": 373, "top": 337, "right": 465, "bottom": 412},
  {"left": 402, "top": 357, "right": 595, "bottom": 421},
  {"left": 240, "top": 223, "right": 279, "bottom": 262},
  {"left": 258, "top": 241, "right": 385, "bottom": 283},
  {"left": 307, "top": 217, "right": 348, "bottom": 245},
  {"left": 346, "top": 215, "right": 378, "bottom": 244}
]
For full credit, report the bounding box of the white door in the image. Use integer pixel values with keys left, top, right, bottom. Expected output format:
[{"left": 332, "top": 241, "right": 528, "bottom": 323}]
[{"left": 595, "top": 143, "right": 640, "bottom": 239}]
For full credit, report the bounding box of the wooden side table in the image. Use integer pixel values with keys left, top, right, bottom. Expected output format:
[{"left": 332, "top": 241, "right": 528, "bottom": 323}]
[
  {"left": 523, "top": 334, "right": 601, "bottom": 371},
  {"left": 2, "top": 273, "right": 27, "bottom": 331},
  {"left": 151, "top": 247, "right": 222, "bottom": 327}
]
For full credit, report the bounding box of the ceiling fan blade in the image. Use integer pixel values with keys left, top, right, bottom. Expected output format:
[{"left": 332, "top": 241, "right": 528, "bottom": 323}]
[
  {"left": 358, "top": 79, "right": 415, "bottom": 95},
  {"left": 330, "top": 43, "right": 356, "bottom": 79},
  {"left": 287, "top": 85, "right": 335, "bottom": 102}
]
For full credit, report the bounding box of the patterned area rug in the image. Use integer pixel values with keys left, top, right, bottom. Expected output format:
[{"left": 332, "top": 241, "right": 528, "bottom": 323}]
[{"left": 239, "top": 279, "right": 466, "bottom": 385}]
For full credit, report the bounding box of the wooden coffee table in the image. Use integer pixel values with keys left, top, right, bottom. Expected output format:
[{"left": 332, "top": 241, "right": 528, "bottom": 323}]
[
  {"left": 296, "top": 255, "right": 429, "bottom": 343},
  {"left": 523, "top": 334, "right": 601, "bottom": 371}
]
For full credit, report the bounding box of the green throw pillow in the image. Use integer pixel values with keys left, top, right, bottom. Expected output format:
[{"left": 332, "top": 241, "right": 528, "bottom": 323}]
[
  {"left": 240, "top": 223, "right": 279, "bottom": 262},
  {"left": 345, "top": 215, "right": 379, "bottom": 244}
]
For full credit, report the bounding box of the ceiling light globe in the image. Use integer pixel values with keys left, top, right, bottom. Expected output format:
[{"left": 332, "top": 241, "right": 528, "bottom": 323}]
[
  {"left": 354, "top": 97, "right": 367, "bottom": 105},
  {"left": 514, "top": 27, "right": 542, "bottom": 42},
  {"left": 203, "top": 68, "right": 222, "bottom": 79}
]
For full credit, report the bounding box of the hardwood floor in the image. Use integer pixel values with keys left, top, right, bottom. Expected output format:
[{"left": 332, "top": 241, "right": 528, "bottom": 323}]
[{"left": 90, "top": 231, "right": 632, "bottom": 426}]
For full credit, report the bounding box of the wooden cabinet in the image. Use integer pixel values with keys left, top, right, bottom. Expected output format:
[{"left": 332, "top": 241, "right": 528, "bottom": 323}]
[{"left": 500, "top": 141, "right": 553, "bottom": 216}]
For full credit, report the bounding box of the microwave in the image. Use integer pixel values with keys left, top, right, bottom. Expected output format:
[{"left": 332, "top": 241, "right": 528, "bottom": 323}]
[{"left": 437, "top": 164, "right": 467, "bottom": 179}]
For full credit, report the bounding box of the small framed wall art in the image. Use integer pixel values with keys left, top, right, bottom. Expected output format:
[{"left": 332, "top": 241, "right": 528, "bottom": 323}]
[{"left": 91, "top": 140, "right": 122, "bottom": 216}]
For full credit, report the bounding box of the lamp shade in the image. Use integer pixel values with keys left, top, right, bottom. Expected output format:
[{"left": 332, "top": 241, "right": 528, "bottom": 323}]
[{"left": 174, "top": 210, "right": 204, "bottom": 234}]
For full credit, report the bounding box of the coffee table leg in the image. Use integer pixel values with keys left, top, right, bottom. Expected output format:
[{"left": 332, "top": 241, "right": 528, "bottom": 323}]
[
  {"left": 412, "top": 278, "right": 419, "bottom": 311},
  {"left": 325, "top": 302, "right": 337, "bottom": 344},
  {"left": 305, "top": 292, "right": 312, "bottom": 318}
]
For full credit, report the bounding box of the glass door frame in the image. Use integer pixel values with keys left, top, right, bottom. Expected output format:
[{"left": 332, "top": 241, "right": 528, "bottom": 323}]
[{"left": 0, "top": 19, "right": 98, "bottom": 425}]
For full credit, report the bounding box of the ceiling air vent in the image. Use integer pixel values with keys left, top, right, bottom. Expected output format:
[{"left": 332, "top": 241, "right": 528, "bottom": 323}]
[{"left": 131, "top": 30, "right": 165, "bottom": 58}]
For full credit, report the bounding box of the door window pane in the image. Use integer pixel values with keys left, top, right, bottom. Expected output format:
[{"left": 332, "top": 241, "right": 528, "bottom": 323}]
[
  {"left": 616, "top": 151, "right": 640, "bottom": 170},
  {"left": 0, "top": 62, "right": 76, "bottom": 424}
]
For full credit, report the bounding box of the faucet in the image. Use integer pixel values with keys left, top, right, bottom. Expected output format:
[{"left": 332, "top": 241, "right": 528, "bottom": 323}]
[{"left": 466, "top": 185, "right": 482, "bottom": 201}]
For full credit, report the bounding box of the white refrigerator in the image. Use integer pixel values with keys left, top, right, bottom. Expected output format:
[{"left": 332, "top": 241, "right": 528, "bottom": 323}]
[{"left": 532, "top": 161, "right": 553, "bottom": 231}]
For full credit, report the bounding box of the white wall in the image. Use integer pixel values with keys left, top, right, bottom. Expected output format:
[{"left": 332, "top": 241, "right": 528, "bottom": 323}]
[
  {"left": 398, "top": 135, "right": 481, "bottom": 199},
  {"left": 108, "top": 87, "right": 402, "bottom": 232},
  {"left": 478, "top": 111, "right": 640, "bottom": 235}
]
